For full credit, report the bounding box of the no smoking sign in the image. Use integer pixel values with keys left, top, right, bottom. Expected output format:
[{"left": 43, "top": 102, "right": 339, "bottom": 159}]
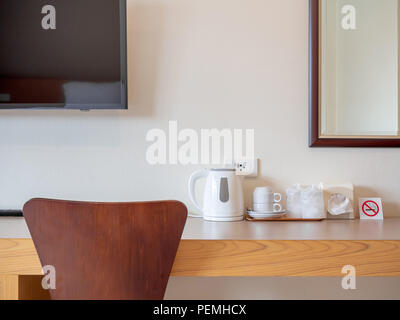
[{"left": 359, "top": 198, "right": 384, "bottom": 220}]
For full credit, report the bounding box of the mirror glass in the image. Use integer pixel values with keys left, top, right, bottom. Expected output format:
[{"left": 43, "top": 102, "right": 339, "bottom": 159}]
[{"left": 320, "top": 0, "right": 400, "bottom": 137}]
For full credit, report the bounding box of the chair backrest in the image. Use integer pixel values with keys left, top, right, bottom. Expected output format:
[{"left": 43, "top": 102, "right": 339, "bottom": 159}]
[{"left": 23, "top": 199, "right": 187, "bottom": 300}]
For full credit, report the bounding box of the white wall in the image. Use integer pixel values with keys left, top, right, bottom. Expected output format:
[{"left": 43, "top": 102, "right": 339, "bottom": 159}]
[{"left": 0, "top": 0, "right": 400, "bottom": 299}]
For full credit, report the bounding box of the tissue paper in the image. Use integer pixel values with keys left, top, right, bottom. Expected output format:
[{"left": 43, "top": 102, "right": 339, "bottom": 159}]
[
  {"left": 328, "top": 193, "right": 354, "bottom": 216},
  {"left": 322, "top": 183, "right": 355, "bottom": 220}
]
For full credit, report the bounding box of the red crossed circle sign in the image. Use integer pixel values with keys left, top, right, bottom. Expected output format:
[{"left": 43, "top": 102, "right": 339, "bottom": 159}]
[{"left": 362, "top": 200, "right": 380, "bottom": 217}]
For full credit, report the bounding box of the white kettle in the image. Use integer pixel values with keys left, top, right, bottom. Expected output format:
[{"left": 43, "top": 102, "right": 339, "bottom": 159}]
[{"left": 188, "top": 169, "right": 244, "bottom": 222}]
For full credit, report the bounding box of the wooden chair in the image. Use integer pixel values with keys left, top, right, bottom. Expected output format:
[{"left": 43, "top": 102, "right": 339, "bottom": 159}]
[{"left": 23, "top": 199, "right": 187, "bottom": 300}]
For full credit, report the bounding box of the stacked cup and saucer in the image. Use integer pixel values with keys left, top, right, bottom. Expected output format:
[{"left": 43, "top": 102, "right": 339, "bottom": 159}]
[{"left": 247, "top": 187, "right": 286, "bottom": 219}]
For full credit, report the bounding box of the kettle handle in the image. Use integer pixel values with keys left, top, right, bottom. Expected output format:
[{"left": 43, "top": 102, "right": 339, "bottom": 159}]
[{"left": 188, "top": 169, "right": 209, "bottom": 213}]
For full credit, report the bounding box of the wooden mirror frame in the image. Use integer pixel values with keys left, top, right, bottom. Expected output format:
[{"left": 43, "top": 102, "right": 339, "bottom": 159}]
[{"left": 309, "top": 0, "right": 400, "bottom": 148}]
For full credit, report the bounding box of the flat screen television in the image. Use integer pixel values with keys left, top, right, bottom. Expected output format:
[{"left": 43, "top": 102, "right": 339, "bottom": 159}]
[{"left": 0, "top": 0, "right": 127, "bottom": 110}]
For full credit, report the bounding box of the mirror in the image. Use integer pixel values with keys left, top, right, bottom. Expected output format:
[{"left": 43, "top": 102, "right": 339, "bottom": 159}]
[{"left": 309, "top": 0, "right": 400, "bottom": 147}]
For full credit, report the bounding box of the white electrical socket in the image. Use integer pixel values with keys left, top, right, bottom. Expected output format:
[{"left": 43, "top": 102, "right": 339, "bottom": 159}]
[{"left": 234, "top": 159, "right": 258, "bottom": 177}]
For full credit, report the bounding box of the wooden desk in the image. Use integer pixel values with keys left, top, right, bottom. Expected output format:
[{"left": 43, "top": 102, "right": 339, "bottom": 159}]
[{"left": 1, "top": 217, "right": 400, "bottom": 299}]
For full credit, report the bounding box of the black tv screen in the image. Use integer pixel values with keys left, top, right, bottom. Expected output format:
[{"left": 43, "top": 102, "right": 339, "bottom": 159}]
[{"left": 0, "top": 0, "right": 127, "bottom": 110}]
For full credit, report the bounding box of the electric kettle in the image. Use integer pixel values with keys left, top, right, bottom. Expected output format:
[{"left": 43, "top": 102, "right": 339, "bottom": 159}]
[{"left": 188, "top": 169, "right": 244, "bottom": 222}]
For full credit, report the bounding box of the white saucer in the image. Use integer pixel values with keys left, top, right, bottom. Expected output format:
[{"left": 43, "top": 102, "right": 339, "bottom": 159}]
[{"left": 247, "top": 209, "right": 286, "bottom": 219}]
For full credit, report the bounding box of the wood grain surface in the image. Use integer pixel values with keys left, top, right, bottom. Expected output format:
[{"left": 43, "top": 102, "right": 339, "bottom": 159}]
[
  {"left": 172, "top": 240, "right": 400, "bottom": 277},
  {"left": 1, "top": 239, "right": 400, "bottom": 278},
  {"left": 0, "top": 275, "right": 19, "bottom": 300},
  {"left": 0, "top": 239, "right": 42, "bottom": 275},
  {"left": 23, "top": 199, "right": 187, "bottom": 300}
]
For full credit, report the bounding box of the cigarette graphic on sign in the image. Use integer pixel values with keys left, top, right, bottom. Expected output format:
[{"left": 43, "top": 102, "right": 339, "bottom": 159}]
[
  {"left": 362, "top": 200, "right": 379, "bottom": 217},
  {"left": 359, "top": 198, "right": 384, "bottom": 220}
]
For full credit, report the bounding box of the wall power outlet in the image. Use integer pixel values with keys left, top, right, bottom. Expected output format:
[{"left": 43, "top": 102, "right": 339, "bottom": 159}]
[{"left": 234, "top": 159, "right": 258, "bottom": 177}]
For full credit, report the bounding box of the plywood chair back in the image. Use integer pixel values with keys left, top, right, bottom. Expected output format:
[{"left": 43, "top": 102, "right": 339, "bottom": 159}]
[{"left": 23, "top": 199, "right": 187, "bottom": 300}]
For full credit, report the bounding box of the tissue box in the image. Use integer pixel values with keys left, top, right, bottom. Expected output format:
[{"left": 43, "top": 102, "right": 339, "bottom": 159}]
[{"left": 322, "top": 183, "right": 355, "bottom": 220}]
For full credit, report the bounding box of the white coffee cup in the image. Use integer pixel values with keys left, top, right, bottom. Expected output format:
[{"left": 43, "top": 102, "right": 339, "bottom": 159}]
[{"left": 253, "top": 187, "right": 282, "bottom": 213}]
